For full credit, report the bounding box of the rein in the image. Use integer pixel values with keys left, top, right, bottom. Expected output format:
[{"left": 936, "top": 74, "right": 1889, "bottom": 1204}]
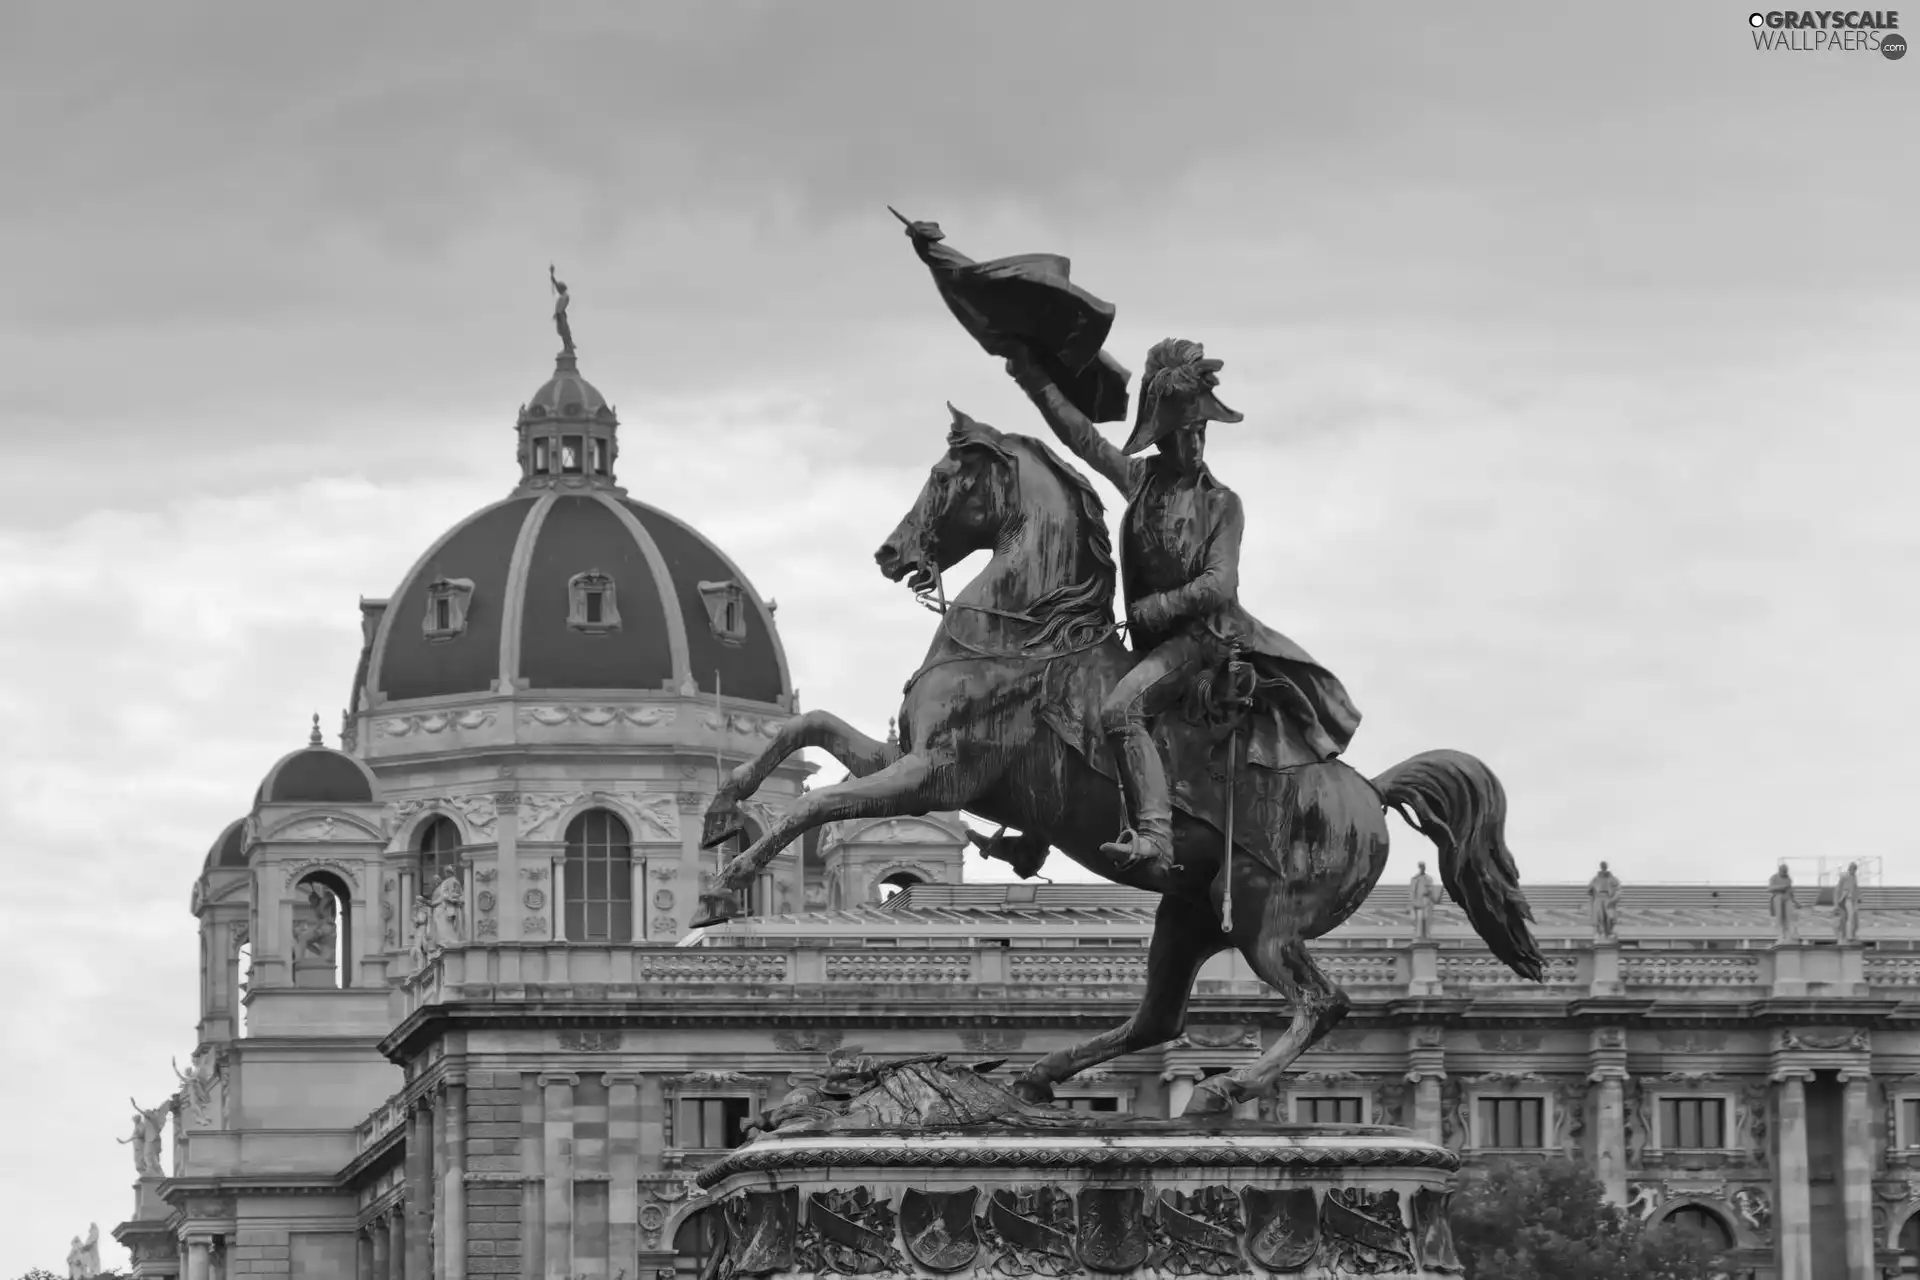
[{"left": 901, "top": 568, "right": 1120, "bottom": 698}]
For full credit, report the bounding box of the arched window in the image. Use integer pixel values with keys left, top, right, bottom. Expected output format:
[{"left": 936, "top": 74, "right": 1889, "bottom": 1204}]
[
  {"left": 565, "top": 809, "right": 633, "bottom": 942},
  {"left": 417, "top": 816, "right": 462, "bottom": 896},
  {"left": 1900, "top": 1211, "right": 1920, "bottom": 1273},
  {"left": 292, "top": 871, "right": 351, "bottom": 989},
  {"left": 1661, "top": 1204, "right": 1733, "bottom": 1250}
]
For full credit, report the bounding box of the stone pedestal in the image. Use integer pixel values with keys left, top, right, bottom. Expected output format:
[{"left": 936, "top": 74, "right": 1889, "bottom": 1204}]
[
  {"left": 696, "top": 1123, "right": 1464, "bottom": 1278},
  {"left": 1589, "top": 941, "right": 1622, "bottom": 996},
  {"left": 1407, "top": 942, "right": 1442, "bottom": 997}
]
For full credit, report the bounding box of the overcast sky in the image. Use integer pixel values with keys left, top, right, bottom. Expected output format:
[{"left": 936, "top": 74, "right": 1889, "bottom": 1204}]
[{"left": 2, "top": 2, "right": 1914, "bottom": 1270}]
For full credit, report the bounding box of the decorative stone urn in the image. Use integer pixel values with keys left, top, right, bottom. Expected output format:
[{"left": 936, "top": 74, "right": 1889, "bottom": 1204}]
[{"left": 692, "top": 1055, "right": 1464, "bottom": 1278}]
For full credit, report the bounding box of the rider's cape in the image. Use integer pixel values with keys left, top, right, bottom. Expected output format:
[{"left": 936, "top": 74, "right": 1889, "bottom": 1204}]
[{"left": 897, "top": 216, "right": 1133, "bottom": 424}]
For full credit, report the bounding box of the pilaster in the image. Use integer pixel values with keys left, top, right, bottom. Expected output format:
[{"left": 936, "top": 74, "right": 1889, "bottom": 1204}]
[
  {"left": 607, "top": 1073, "right": 641, "bottom": 1268},
  {"left": 541, "top": 1072, "right": 578, "bottom": 1277},
  {"left": 443, "top": 1080, "right": 467, "bottom": 1280},
  {"left": 495, "top": 792, "right": 525, "bottom": 941},
  {"left": 371, "top": 1216, "right": 391, "bottom": 1280},
  {"left": 1774, "top": 1068, "right": 1814, "bottom": 1280},
  {"left": 1842, "top": 1069, "right": 1874, "bottom": 1280},
  {"left": 407, "top": 1099, "right": 434, "bottom": 1280},
  {"left": 1586, "top": 1027, "right": 1629, "bottom": 1206},
  {"left": 1405, "top": 1027, "right": 1447, "bottom": 1146}
]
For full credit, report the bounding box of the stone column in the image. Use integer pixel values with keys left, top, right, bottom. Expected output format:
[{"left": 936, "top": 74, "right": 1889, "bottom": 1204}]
[
  {"left": 407, "top": 1100, "right": 434, "bottom": 1280},
  {"left": 370, "top": 1215, "right": 391, "bottom": 1280},
  {"left": 542, "top": 1073, "right": 578, "bottom": 1275},
  {"left": 387, "top": 1211, "right": 405, "bottom": 1280},
  {"left": 607, "top": 1073, "right": 641, "bottom": 1268},
  {"left": 185, "top": 1238, "right": 211, "bottom": 1280},
  {"left": 1843, "top": 1070, "right": 1874, "bottom": 1279},
  {"left": 443, "top": 1081, "right": 468, "bottom": 1280},
  {"left": 358, "top": 1229, "right": 373, "bottom": 1280},
  {"left": 1776, "top": 1070, "right": 1813, "bottom": 1280}
]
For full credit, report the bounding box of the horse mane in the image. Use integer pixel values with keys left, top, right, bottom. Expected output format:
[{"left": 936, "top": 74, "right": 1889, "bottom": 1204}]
[{"left": 1002, "top": 433, "right": 1117, "bottom": 649}]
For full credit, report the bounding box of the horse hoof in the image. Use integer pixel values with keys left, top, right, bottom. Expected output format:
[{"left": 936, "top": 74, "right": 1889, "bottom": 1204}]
[
  {"left": 699, "top": 818, "right": 746, "bottom": 851},
  {"left": 1180, "top": 1077, "right": 1237, "bottom": 1117},
  {"left": 1012, "top": 1077, "right": 1056, "bottom": 1106}
]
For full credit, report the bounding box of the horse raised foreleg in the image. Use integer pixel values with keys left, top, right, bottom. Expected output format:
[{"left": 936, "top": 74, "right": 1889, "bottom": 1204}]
[
  {"left": 702, "top": 710, "right": 900, "bottom": 848},
  {"left": 1183, "top": 939, "right": 1349, "bottom": 1117},
  {"left": 1012, "top": 893, "right": 1227, "bottom": 1105},
  {"left": 713, "top": 750, "right": 970, "bottom": 892}
]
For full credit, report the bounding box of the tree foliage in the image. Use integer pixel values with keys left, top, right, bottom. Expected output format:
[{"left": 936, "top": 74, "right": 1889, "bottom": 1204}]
[{"left": 1453, "top": 1158, "right": 1731, "bottom": 1280}]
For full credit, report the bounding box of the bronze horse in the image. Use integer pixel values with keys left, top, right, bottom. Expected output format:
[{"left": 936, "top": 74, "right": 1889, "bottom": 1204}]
[{"left": 699, "top": 411, "right": 1543, "bottom": 1116}]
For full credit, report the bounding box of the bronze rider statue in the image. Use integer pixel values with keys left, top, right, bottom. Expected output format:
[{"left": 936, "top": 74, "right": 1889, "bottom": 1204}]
[{"left": 1005, "top": 339, "right": 1362, "bottom": 875}]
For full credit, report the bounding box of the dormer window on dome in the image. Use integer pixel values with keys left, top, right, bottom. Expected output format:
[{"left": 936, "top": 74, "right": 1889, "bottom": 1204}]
[
  {"left": 423, "top": 576, "right": 474, "bottom": 642},
  {"left": 567, "top": 570, "right": 622, "bottom": 635},
  {"left": 698, "top": 579, "right": 750, "bottom": 646}
]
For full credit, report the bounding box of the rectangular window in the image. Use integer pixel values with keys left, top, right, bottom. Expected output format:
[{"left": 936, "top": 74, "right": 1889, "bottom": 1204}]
[
  {"left": 435, "top": 597, "right": 450, "bottom": 630},
  {"left": 533, "top": 438, "right": 550, "bottom": 474},
  {"left": 1478, "top": 1097, "right": 1546, "bottom": 1149},
  {"left": 561, "top": 436, "right": 583, "bottom": 474},
  {"left": 1064, "top": 1096, "right": 1121, "bottom": 1114},
  {"left": 1298, "top": 1096, "right": 1365, "bottom": 1125},
  {"left": 1658, "top": 1097, "right": 1726, "bottom": 1150},
  {"left": 677, "top": 1096, "right": 753, "bottom": 1150},
  {"left": 1905, "top": 1098, "right": 1920, "bottom": 1147},
  {"left": 584, "top": 591, "right": 603, "bottom": 625},
  {"left": 591, "top": 438, "right": 608, "bottom": 475}
]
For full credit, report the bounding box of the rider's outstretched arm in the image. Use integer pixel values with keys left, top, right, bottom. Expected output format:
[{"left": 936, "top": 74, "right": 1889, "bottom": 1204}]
[{"left": 1005, "top": 349, "right": 1138, "bottom": 496}]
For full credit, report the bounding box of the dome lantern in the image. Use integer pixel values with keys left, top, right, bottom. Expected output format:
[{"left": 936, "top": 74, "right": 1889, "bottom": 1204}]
[{"left": 515, "top": 268, "right": 621, "bottom": 494}]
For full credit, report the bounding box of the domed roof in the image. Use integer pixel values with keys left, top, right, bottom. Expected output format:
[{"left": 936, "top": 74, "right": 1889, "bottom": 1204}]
[
  {"left": 366, "top": 490, "right": 790, "bottom": 706},
  {"left": 518, "top": 354, "right": 615, "bottom": 424},
  {"left": 363, "top": 348, "right": 791, "bottom": 709},
  {"left": 204, "top": 817, "right": 249, "bottom": 870},
  {"left": 255, "top": 721, "right": 380, "bottom": 804}
]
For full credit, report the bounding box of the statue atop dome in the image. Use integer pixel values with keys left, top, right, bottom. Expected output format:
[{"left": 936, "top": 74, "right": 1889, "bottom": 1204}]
[{"left": 549, "top": 263, "right": 575, "bottom": 357}]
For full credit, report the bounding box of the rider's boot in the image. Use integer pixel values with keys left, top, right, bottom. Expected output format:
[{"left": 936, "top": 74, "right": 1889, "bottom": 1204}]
[{"left": 1100, "top": 725, "right": 1176, "bottom": 873}]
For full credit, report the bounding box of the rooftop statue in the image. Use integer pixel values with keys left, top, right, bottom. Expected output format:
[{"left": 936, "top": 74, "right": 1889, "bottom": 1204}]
[
  {"left": 549, "top": 263, "right": 574, "bottom": 358},
  {"left": 692, "top": 217, "right": 1544, "bottom": 1118}
]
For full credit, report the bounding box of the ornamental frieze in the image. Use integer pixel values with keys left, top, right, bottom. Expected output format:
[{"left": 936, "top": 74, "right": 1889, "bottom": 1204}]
[
  {"left": 376, "top": 709, "right": 496, "bottom": 738},
  {"left": 519, "top": 704, "right": 676, "bottom": 730}
]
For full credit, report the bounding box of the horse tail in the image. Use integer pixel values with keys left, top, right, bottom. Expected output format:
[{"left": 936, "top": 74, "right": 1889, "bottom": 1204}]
[{"left": 1372, "top": 749, "right": 1545, "bottom": 982}]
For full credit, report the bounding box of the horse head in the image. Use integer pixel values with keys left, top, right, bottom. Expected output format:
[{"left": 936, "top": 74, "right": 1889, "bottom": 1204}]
[
  {"left": 874, "top": 404, "right": 1020, "bottom": 593},
  {"left": 876, "top": 404, "right": 1115, "bottom": 623}
]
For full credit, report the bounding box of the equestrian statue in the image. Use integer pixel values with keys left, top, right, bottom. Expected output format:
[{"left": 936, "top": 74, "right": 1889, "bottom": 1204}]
[{"left": 692, "top": 215, "right": 1543, "bottom": 1118}]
